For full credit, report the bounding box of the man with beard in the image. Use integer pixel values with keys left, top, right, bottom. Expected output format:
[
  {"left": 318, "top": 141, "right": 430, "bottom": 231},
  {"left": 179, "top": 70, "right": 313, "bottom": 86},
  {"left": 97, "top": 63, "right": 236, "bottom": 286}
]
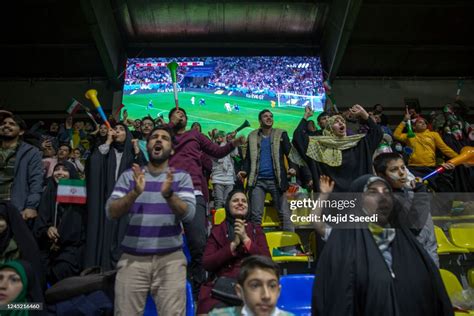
[
  {"left": 0, "top": 114, "right": 43, "bottom": 226},
  {"left": 239, "top": 109, "right": 296, "bottom": 233},
  {"left": 106, "top": 126, "right": 196, "bottom": 315},
  {"left": 168, "top": 107, "right": 246, "bottom": 298},
  {"left": 137, "top": 116, "right": 155, "bottom": 162}
]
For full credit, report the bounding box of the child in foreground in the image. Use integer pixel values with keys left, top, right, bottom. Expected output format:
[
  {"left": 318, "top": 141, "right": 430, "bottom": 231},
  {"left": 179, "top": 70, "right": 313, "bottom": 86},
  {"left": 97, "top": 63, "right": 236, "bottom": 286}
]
[{"left": 209, "top": 255, "right": 293, "bottom": 316}]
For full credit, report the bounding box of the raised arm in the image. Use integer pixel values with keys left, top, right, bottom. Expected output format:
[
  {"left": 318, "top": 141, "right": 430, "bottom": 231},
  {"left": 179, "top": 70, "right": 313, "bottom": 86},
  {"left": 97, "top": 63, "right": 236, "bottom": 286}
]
[
  {"left": 312, "top": 175, "right": 334, "bottom": 238},
  {"left": 197, "top": 131, "right": 245, "bottom": 158}
]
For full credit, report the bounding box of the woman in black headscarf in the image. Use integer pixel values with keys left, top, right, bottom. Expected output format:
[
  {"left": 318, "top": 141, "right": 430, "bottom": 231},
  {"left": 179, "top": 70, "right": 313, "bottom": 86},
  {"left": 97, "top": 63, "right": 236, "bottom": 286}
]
[
  {"left": 312, "top": 174, "right": 453, "bottom": 316},
  {"left": 34, "top": 162, "right": 85, "bottom": 284},
  {"left": 0, "top": 202, "right": 44, "bottom": 290},
  {"left": 197, "top": 190, "right": 270, "bottom": 315},
  {"left": 84, "top": 123, "right": 144, "bottom": 270}
]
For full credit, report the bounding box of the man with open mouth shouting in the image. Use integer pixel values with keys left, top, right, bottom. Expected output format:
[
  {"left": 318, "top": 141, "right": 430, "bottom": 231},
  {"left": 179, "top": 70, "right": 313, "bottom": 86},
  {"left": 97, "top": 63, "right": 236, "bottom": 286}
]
[{"left": 106, "top": 126, "right": 196, "bottom": 315}]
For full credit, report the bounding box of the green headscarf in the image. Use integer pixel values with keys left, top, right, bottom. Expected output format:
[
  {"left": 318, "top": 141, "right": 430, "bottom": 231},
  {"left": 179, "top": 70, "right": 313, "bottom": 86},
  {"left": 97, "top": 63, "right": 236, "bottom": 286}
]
[
  {"left": 306, "top": 115, "right": 365, "bottom": 166},
  {"left": 0, "top": 260, "right": 29, "bottom": 316}
]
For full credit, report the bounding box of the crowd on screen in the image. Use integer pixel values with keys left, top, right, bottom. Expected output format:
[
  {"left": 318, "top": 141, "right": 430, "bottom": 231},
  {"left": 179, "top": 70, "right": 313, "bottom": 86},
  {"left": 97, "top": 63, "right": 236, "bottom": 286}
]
[
  {"left": 124, "top": 57, "right": 325, "bottom": 97},
  {"left": 0, "top": 96, "right": 472, "bottom": 315}
]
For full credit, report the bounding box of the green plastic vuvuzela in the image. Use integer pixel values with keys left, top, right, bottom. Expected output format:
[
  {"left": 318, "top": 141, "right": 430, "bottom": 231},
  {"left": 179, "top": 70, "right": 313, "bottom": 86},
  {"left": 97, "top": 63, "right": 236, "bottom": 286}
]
[{"left": 167, "top": 61, "right": 178, "bottom": 83}]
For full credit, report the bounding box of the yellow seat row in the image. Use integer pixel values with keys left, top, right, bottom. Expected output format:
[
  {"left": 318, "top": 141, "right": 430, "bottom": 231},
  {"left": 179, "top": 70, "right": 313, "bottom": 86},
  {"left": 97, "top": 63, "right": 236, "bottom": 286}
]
[{"left": 435, "top": 224, "right": 474, "bottom": 254}]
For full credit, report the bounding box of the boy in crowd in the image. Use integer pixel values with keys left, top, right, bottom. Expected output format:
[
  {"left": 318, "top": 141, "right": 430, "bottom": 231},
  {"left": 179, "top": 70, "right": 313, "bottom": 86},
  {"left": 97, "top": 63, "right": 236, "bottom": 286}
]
[
  {"left": 209, "top": 255, "right": 293, "bottom": 316},
  {"left": 211, "top": 130, "right": 237, "bottom": 209},
  {"left": 373, "top": 152, "right": 439, "bottom": 266}
]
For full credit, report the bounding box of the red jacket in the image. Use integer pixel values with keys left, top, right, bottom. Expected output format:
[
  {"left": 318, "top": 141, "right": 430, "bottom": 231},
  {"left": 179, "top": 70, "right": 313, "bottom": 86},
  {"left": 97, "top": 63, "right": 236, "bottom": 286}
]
[{"left": 197, "top": 221, "right": 270, "bottom": 314}]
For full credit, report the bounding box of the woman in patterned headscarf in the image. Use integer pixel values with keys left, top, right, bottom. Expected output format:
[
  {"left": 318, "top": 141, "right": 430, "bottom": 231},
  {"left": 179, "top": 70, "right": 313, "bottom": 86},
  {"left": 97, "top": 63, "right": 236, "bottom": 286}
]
[{"left": 292, "top": 105, "right": 383, "bottom": 192}]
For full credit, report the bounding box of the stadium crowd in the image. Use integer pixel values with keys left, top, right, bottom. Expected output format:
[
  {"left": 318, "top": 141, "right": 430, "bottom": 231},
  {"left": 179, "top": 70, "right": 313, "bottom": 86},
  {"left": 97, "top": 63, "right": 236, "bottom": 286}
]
[
  {"left": 124, "top": 57, "right": 325, "bottom": 98},
  {"left": 0, "top": 95, "right": 472, "bottom": 315}
]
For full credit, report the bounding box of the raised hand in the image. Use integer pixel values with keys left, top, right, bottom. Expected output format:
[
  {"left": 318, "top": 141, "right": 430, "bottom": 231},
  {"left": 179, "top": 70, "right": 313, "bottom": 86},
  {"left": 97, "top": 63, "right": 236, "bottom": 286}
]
[
  {"left": 106, "top": 128, "right": 116, "bottom": 145},
  {"left": 232, "top": 135, "right": 246, "bottom": 147},
  {"left": 161, "top": 167, "right": 174, "bottom": 198},
  {"left": 403, "top": 105, "right": 411, "bottom": 122},
  {"left": 319, "top": 175, "right": 335, "bottom": 194},
  {"left": 132, "top": 163, "right": 145, "bottom": 195},
  {"left": 350, "top": 104, "right": 369, "bottom": 120},
  {"left": 131, "top": 139, "right": 140, "bottom": 155},
  {"left": 304, "top": 106, "right": 314, "bottom": 120}
]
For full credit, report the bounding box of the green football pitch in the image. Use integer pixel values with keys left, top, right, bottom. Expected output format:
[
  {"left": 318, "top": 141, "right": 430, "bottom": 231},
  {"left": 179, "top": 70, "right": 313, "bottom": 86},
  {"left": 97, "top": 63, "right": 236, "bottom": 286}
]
[{"left": 122, "top": 91, "right": 320, "bottom": 138}]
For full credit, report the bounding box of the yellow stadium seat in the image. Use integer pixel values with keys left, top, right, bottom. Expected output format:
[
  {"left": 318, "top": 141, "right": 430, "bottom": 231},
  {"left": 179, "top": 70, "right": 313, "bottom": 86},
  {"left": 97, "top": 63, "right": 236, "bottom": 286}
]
[
  {"left": 439, "top": 269, "right": 474, "bottom": 315},
  {"left": 440, "top": 269, "right": 463, "bottom": 297},
  {"left": 265, "top": 231, "right": 310, "bottom": 263},
  {"left": 262, "top": 206, "right": 280, "bottom": 228},
  {"left": 468, "top": 268, "right": 474, "bottom": 289},
  {"left": 265, "top": 193, "right": 272, "bottom": 204},
  {"left": 449, "top": 223, "right": 474, "bottom": 252},
  {"left": 434, "top": 226, "right": 469, "bottom": 254},
  {"left": 213, "top": 208, "right": 226, "bottom": 225}
]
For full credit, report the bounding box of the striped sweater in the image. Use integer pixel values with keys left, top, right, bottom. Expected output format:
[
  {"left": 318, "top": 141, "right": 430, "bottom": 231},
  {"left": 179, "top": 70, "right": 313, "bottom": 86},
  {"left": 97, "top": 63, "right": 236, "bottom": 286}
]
[{"left": 105, "top": 167, "right": 196, "bottom": 255}]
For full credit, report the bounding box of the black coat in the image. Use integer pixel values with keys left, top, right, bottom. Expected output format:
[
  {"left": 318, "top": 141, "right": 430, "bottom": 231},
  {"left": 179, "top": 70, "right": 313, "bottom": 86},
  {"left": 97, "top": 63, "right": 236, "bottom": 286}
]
[
  {"left": 84, "top": 126, "right": 144, "bottom": 270},
  {"left": 312, "top": 226, "right": 453, "bottom": 316},
  {"left": 293, "top": 118, "right": 382, "bottom": 192}
]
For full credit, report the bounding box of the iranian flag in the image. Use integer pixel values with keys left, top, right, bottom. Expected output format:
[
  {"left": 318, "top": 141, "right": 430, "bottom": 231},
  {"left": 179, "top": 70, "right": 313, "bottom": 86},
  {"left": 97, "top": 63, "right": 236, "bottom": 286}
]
[
  {"left": 57, "top": 179, "right": 86, "bottom": 204},
  {"left": 66, "top": 99, "right": 82, "bottom": 115}
]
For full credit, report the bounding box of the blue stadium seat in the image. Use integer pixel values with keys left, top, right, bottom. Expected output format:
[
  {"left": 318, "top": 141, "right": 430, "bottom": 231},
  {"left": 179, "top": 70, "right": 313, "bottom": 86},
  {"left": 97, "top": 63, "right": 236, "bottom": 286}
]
[
  {"left": 277, "top": 274, "right": 315, "bottom": 316},
  {"left": 144, "top": 280, "right": 194, "bottom": 316},
  {"left": 182, "top": 234, "right": 191, "bottom": 264}
]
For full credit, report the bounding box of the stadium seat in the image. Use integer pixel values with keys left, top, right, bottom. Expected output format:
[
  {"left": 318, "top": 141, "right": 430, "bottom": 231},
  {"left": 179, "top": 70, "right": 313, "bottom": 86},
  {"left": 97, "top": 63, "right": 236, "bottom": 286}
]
[
  {"left": 439, "top": 269, "right": 474, "bottom": 316},
  {"left": 144, "top": 280, "right": 194, "bottom": 316},
  {"left": 449, "top": 223, "right": 474, "bottom": 252},
  {"left": 277, "top": 274, "right": 315, "bottom": 316},
  {"left": 265, "top": 231, "right": 310, "bottom": 262},
  {"left": 468, "top": 268, "right": 474, "bottom": 289},
  {"left": 262, "top": 206, "right": 280, "bottom": 228},
  {"left": 182, "top": 234, "right": 191, "bottom": 264},
  {"left": 440, "top": 269, "right": 463, "bottom": 298},
  {"left": 265, "top": 192, "right": 272, "bottom": 204},
  {"left": 434, "top": 225, "right": 469, "bottom": 254},
  {"left": 213, "top": 208, "right": 226, "bottom": 225}
]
